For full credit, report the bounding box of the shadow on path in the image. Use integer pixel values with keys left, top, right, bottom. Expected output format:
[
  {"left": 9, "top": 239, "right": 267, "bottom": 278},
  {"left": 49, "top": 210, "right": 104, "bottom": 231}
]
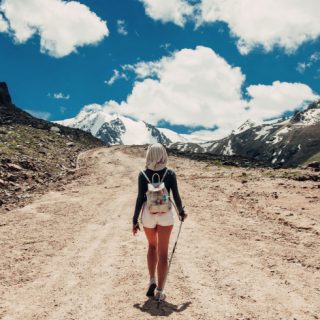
[{"left": 133, "top": 299, "right": 191, "bottom": 316}]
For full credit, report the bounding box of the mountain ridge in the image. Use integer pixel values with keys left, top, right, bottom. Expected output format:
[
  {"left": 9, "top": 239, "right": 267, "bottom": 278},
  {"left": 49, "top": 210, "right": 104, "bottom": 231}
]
[
  {"left": 54, "top": 105, "right": 181, "bottom": 145},
  {"left": 170, "top": 100, "right": 320, "bottom": 167}
]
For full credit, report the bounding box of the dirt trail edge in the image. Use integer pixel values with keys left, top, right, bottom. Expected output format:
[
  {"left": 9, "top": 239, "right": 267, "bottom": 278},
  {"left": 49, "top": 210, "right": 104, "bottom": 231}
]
[{"left": 1, "top": 146, "right": 319, "bottom": 320}]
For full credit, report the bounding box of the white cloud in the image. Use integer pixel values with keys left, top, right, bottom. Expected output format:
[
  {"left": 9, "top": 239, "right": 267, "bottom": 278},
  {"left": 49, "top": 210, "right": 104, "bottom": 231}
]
[
  {"left": 296, "top": 63, "right": 308, "bottom": 74},
  {"left": 297, "top": 51, "right": 320, "bottom": 74},
  {"left": 0, "top": 0, "right": 109, "bottom": 58},
  {"left": 52, "top": 92, "right": 70, "bottom": 100},
  {"left": 160, "top": 43, "right": 171, "bottom": 51},
  {"left": 199, "top": 0, "right": 320, "bottom": 54},
  {"left": 0, "top": 13, "right": 8, "bottom": 32},
  {"left": 104, "top": 47, "right": 318, "bottom": 139},
  {"left": 139, "top": 0, "right": 320, "bottom": 54},
  {"left": 117, "top": 19, "right": 128, "bottom": 36},
  {"left": 246, "top": 81, "right": 318, "bottom": 121},
  {"left": 117, "top": 46, "right": 246, "bottom": 133},
  {"left": 105, "top": 69, "right": 128, "bottom": 86},
  {"left": 123, "top": 61, "right": 163, "bottom": 79},
  {"left": 139, "top": 0, "right": 194, "bottom": 27},
  {"left": 74, "top": 47, "right": 318, "bottom": 140},
  {"left": 25, "top": 109, "right": 51, "bottom": 120},
  {"left": 310, "top": 52, "right": 320, "bottom": 62}
]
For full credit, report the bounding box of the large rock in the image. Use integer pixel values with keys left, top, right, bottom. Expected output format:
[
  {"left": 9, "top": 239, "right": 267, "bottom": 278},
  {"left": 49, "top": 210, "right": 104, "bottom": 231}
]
[
  {"left": 307, "top": 161, "right": 320, "bottom": 170},
  {"left": 0, "top": 82, "right": 12, "bottom": 106}
]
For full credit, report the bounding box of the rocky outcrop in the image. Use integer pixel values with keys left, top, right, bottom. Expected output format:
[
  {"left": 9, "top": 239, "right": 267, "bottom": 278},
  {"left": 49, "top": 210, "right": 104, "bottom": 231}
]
[
  {"left": 0, "top": 82, "right": 105, "bottom": 210},
  {"left": 96, "top": 118, "right": 126, "bottom": 144},
  {"left": 0, "top": 82, "right": 105, "bottom": 146},
  {"left": 0, "top": 82, "right": 12, "bottom": 105},
  {"left": 144, "top": 122, "right": 171, "bottom": 145}
]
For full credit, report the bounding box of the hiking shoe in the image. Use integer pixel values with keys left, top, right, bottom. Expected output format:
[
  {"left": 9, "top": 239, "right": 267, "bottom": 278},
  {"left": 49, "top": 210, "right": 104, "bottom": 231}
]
[
  {"left": 154, "top": 288, "right": 166, "bottom": 301},
  {"left": 146, "top": 282, "right": 157, "bottom": 297}
]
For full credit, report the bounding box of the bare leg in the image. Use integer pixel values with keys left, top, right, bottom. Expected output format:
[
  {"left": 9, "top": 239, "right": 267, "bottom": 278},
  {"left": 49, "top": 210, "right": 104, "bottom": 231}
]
[
  {"left": 157, "top": 225, "right": 173, "bottom": 290},
  {"left": 143, "top": 227, "right": 158, "bottom": 280}
]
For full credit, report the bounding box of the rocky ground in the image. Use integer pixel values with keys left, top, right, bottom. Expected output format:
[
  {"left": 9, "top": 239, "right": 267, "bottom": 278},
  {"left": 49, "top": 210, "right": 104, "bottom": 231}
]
[
  {"left": 0, "top": 124, "right": 104, "bottom": 211},
  {"left": 1, "top": 146, "right": 319, "bottom": 320}
]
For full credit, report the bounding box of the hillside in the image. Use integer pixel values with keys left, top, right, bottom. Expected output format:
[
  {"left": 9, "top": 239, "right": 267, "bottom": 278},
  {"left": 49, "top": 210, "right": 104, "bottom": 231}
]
[
  {"left": 170, "top": 101, "right": 320, "bottom": 168},
  {"left": 0, "top": 82, "right": 105, "bottom": 210}
]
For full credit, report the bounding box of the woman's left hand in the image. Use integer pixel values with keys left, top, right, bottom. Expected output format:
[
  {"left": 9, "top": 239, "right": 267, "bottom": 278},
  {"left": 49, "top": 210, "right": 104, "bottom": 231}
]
[{"left": 132, "top": 223, "right": 140, "bottom": 236}]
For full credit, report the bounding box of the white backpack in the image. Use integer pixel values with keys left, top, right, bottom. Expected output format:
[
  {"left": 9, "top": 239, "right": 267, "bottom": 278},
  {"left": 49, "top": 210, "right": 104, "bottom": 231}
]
[{"left": 141, "top": 169, "right": 172, "bottom": 214}]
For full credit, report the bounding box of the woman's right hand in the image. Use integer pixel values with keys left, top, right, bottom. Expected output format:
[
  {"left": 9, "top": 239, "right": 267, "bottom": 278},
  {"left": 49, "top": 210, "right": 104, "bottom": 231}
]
[
  {"left": 179, "top": 209, "right": 187, "bottom": 222},
  {"left": 132, "top": 223, "right": 140, "bottom": 236}
]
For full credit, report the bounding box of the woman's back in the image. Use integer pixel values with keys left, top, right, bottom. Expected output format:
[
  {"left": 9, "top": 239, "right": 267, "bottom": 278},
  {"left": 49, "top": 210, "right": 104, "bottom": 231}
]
[
  {"left": 133, "top": 167, "right": 183, "bottom": 225},
  {"left": 140, "top": 167, "right": 176, "bottom": 194}
]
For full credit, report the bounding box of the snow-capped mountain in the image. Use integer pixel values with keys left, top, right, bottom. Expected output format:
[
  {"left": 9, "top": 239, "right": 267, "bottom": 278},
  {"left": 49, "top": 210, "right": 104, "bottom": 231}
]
[
  {"left": 170, "top": 100, "right": 320, "bottom": 167},
  {"left": 231, "top": 119, "right": 256, "bottom": 135},
  {"left": 158, "top": 128, "right": 189, "bottom": 143},
  {"left": 55, "top": 104, "right": 185, "bottom": 145}
]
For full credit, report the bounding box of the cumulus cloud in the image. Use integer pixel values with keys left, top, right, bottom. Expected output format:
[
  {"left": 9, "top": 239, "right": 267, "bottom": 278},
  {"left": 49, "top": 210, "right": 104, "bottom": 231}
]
[
  {"left": 102, "top": 47, "right": 318, "bottom": 139},
  {"left": 117, "top": 19, "right": 128, "bottom": 36},
  {"left": 246, "top": 81, "right": 318, "bottom": 121},
  {"left": 139, "top": 0, "right": 194, "bottom": 27},
  {"left": 118, "top": 46, "right": 246, "bottom": 132},
  {"left": 198, "top": 0, "right": 320, "bottom": 54},
  {"left": 139, "top": 0, "right": 320, "bottom": 54},
  {"left": 105, "top": 69, "right": 128, "bottom": 86},
  {"left": 0, "top": 0, "right": 109, "bottom": 58}
]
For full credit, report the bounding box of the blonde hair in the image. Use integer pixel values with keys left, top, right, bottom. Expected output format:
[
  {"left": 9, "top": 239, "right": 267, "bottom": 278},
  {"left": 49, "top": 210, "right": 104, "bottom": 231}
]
[{"left": 146, "top": 143, "right": 168, "bottom": 171}]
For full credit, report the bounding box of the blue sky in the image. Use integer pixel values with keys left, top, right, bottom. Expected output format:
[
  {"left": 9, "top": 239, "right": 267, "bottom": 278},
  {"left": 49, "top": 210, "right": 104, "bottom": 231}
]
[{"left": 0, "top": 0, "right": 320, "bottom": 138}]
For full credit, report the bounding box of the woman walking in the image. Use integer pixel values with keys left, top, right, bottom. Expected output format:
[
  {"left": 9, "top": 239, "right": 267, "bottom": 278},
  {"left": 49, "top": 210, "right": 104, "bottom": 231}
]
[{"left": 132, "top": 143, "right": 186, "bottom": 301}]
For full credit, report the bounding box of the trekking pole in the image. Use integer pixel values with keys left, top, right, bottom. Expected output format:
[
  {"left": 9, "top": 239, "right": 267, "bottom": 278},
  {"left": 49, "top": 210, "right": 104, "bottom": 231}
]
[{"left": 157, "top": 203, "right": 184, "bottom": 308}]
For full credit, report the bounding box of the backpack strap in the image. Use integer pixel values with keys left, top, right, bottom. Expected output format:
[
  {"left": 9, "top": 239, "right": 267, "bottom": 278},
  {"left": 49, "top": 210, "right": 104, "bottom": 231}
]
[
  {"left": 152, "top": 173, "right": 161, "bottom": 184},
  {"left": 140, "top": 170, "right": 151, "bottom": 183},
  {"left": 161, "top": 168, "right": 169, "bottom": 183},
  {"left": 140, "top": 168, "right": 168, "bottom": 184}
]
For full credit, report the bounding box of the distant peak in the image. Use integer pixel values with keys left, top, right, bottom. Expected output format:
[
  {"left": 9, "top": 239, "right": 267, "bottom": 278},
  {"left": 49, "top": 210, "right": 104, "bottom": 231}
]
[
  {"left": 232, "top": 119, "right": 256, "bottom": 135},
  {"left": 81, "top": 104, "right": 103, "bottom": 113}
]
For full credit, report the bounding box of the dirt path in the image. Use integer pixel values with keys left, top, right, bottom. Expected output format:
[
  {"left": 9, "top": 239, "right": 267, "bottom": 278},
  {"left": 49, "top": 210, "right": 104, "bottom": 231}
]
[{"left": 1, "top": 146, "right": 319, "bottom": 319}]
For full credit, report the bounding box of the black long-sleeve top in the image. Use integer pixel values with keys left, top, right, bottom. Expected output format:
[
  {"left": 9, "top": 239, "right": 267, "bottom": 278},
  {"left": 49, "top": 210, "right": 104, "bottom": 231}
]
[{"left": 133, "top": 167, "right": 183, "bottom": 225}]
